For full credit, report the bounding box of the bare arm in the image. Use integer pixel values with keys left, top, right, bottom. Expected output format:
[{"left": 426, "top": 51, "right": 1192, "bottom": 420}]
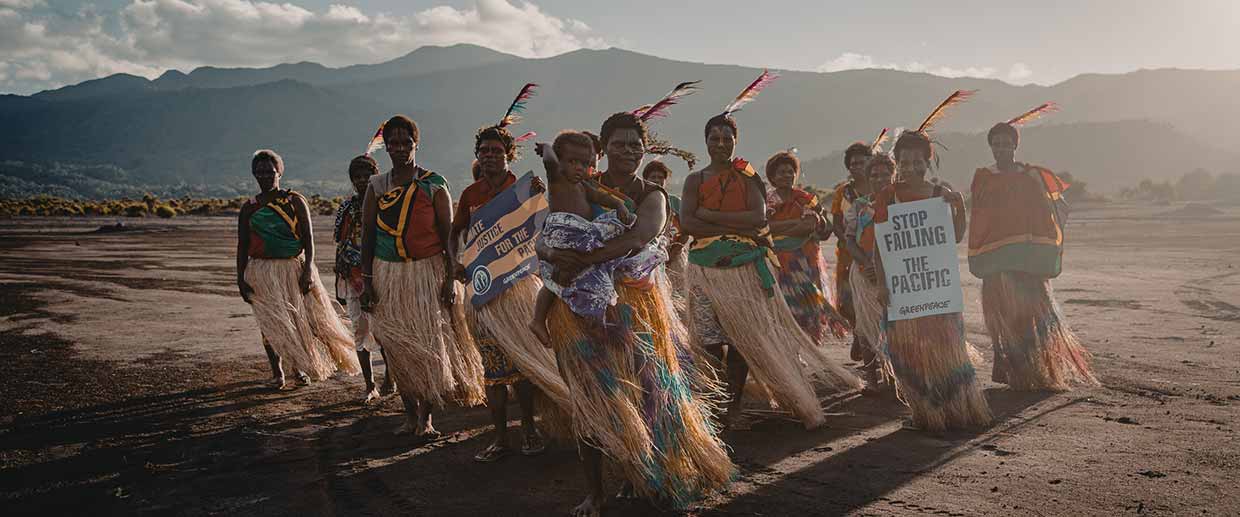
[
  {"left": 433, "top": 187, "right": 455, "bottom": 306},
  {"left": 580, "top": 190, "right": 667, "bottom": 264},
  {"left": 695, "top": 176, "right": 767, "bottom": 229},
  {"left": 360, "top": 184, "right": 379, "bottom": 311},
  {"left": 583, "top": 181, "right": 633, "bottom": 223},
  {"left": 679, "top": 172, "right": 742, "bottom": 238},
  {"left": 947, "top": 190, "right": 967, "bottom": 243},
  {"left": 449, "top": 194, "right": 470, "bottom": 281},
  {"left": 236, "top": 204, "right": 254, "bottom": 302},
  {"left": 293, "top": 194, "right": 314, "bottom": 264},
  {"left": 769, "top": 217, "right": 816, "bottom": 237}
]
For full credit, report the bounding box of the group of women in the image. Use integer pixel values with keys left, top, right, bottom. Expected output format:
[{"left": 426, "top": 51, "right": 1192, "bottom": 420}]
[{"left": 235, "top": 77, "right": 1098, "bottom": 515}]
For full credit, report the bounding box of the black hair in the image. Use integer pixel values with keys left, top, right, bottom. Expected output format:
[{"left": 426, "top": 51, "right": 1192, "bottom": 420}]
[
  {"left": 381, "top": 115, "right": 419, "bottom": 144},
  {"left": 704, "top": 114, "right": 738, "bottom": 142},
  {"left": 987, "top": 122, "right": 1019, "bottom": 147},
  {"left": 599, "top": 112, "right": 648, "bottom": 150},
  {"left": 583, "top": 131, "right": 604, "bottom": 158},
  {"left": 893, "top": 131, "right": 934, "bottom": 164},
  {"left": 252, "top": 149, "right": 284, "bottom": 174},
  {"left": 642, "top": 160, "right": 673, "bottom": 180},
  {"left": 764, "top": 151, "right": 800, "bottom": 182},
  {"left": 844, "top": 142, "right": 874, "bottom": 167},
  {"left": 474, "top": 125, "right": 517, "bottom": 161},
  {"left": 552, "top": 130, "right": 595, "bottom": 160},
  {"left": 348, "top": 155, "right": 379, "bottom": 176}
]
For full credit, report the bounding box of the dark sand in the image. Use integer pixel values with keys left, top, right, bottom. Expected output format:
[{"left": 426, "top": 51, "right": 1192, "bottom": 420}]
[{"left": 1, "top": 204, "right": 1238, "bottom": 516}]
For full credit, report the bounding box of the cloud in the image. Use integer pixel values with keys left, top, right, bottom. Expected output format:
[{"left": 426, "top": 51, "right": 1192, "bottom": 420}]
[
  {"left": 1007, "top": 62, "right": 1033, "bottom": 83},
  {"left": 0, "top": 0, "right": 605, "bottom": 94},
  {"left": 817, "top": 52, "right": 1032, "bottom": 83}
]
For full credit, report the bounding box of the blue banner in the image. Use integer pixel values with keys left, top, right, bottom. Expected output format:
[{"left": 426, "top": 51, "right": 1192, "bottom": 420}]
[{"left": 461, "top": 172, "right": 548, "bottom": 307}]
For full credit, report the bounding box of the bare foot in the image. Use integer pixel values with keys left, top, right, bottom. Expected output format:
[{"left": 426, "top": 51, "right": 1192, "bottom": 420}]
[
  {"left": 615, "top": 481, "right": 638, "bottom": 500},
  {"left": 363, "top": 387, "right": 381, "bottom": 404},
  {"left": 393, "top": 421, "right": 416, "bottom": 436},
  {"left": 297, "top": 372, "right": 312, "bottom": 387},
  {"left": 528, "top": 320, "right": 551, "bottom": 347},
  {"left": 379, "top": 377, "right": 396, "bottom": 396},
  {"left": 571, "top": 494, "right": 604, "bottom": 517},
  {"left": 724, "top": 411, "right": 753, "bottom": 432},
  {"left": 271, "top": 377, "right": 289, "bottom": 391}
]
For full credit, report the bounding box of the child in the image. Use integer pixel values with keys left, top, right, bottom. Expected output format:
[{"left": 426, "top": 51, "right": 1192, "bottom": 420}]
[
  {"left": 334, "top": 155, "right": 396, "bottom": 402},
  {"left": 527, "top": 131, "right": 638, "bottom": 345}
]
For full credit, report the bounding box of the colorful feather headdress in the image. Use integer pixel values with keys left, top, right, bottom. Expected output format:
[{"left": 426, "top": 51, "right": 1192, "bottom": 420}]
[
  {"left": 499, "top": 83, "right": 538, "bottom": 128},
  {"left": 632, "top": 80, "right": 700, "bottom": 122},
  {"left": 914, "top": 89, "right": 976, "bottom": 135},
  {"left": 721, "top": 69, "right": 779, "bottom": 117},
  {"left": 870, "top": 128, "right": 889, "bottom": 154},
  {"left": 1007, "top": 102, "right": 1058, "bottom": 126},
  {"left": 364, "top": 122, "right": 385, "bottom": 155}
]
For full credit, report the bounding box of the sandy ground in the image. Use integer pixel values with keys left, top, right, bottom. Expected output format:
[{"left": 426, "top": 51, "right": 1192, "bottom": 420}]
[{"left": 1, "top": 204, "right": 1238, "bottom": 516}]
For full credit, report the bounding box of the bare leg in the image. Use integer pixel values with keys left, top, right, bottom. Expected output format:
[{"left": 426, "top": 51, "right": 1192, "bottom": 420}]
[
  {"left": 515, "top": 380, "right": 546, "bottom": 456},
  {"left": 528, "top": 287, "right": 555, "bottom": 346},
  {"left": 263, "top": 341, "right": 287, "bottom": 390},
  {"left": 357, "top": 349, "right": 380, "bottom": 403},
  {"left": 475, "top": 384, "right": 512, "bottom": 462},
  {"left": 377, "top": 346, "right": 396, "bottom": 396},
  {"left": 572, "top": 443, "right": 606, "bottom": 517},
  {"left": 708, "top": 343, "right": 750, "bottom": 430},
  {"left": 416, "top": 400, "right": 440, "bottom": 438},
  {"left": 394, "top": 395, "right": 419, "bottom": 435}
]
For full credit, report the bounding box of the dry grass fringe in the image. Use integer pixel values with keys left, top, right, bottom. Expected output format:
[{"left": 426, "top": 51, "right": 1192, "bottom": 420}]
[
  {"left": 686, "top": 262, "right": 861, "bottom": 430},
  {"left": 982, "top": 272, "right": 1098, "bottom": 391}
]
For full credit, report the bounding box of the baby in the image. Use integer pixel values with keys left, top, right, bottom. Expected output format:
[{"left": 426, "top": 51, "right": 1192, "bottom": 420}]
[{"left": 528, "top": 131, "right": 638, "bottom": 345}]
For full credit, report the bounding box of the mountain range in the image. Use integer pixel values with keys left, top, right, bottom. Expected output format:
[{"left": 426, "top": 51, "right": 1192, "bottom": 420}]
[{"left": 2, "top": 43, "right": 1237, "bottom": 199}]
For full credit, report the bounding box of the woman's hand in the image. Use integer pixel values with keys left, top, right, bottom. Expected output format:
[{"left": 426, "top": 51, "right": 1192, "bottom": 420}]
[
  {"left": 238, "top": 279, "right": 255, "bottom": 304},
  {"left": 877, "top": 285, "right": 891, "bottom": 307},
  {"left": 453, "top": 261, "right": 467, "bottom": 283},
  {"left": 439, "top": 278, "right": 455, "bottom": 308},
  {"left": 361, "top": 280, "right": 377, "bottom": 313},
  {"left": 298, "top": 268, "right": 313, "bottom": 294},
  {"left": 544, "top": 247, "right": 589, "bottom": 280}
]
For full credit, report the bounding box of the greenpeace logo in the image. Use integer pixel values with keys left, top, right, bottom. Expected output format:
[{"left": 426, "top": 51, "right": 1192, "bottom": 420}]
[{"left": 898, "top": 300, "right": 951, "bottom": 316}]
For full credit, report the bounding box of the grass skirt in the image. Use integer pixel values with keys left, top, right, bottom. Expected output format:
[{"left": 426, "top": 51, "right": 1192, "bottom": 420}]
[
  {"left": 885, "top": 313, "right": 992, "bottom": 432},
  {"left": 547, "top": 283, "right": 733, "bottom": 508},
  {"left": 246, "top": 257, "right": 360, "bottom": 380},
  {"left": 471, "top": 275, "right": 573, "bottom": 435},
  {"left": 371, "top": 258, "right": 484, "bottom": 408},
  {"left": 686, "top": 262, "right": 861, "bottom": 429},
  {"left": 982, "top": 272, "right": 1098, "bottom": 391}
]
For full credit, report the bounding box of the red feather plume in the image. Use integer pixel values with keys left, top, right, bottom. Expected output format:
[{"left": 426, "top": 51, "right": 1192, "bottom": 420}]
[
  {"left": 916, "top": 89, "right": 976, "bottom": 133},
  {"left": 722, "top": 69, "right": 779, "bottom": 116},
  {"left": 1007, "top": 102, "right": 1059, "bottom": 126}
]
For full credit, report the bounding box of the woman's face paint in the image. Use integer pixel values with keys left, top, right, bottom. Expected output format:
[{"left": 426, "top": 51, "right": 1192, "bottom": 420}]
[{"left": 604, "top": 128, "right": 645, "bottom": 176}]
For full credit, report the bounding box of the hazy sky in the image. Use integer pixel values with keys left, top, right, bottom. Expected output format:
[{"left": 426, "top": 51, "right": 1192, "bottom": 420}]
[{"left": 3, "top": 0, "right": 1238, "bottom": 95}]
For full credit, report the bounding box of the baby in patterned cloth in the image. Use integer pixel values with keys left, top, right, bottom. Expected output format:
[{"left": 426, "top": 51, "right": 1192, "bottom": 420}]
[{"left": 528, "top": 131, "right": 661, "bottom": 345}]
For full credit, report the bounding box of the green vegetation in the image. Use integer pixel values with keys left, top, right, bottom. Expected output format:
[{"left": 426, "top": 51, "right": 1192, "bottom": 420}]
[{"left": 0, "top": 194, "right": 343, "bottom": 217}]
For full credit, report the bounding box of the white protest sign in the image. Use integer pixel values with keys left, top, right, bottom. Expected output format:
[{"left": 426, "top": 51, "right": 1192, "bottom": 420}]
[{"left": 874, "top": 197, "right": 964, "bottom": 321}]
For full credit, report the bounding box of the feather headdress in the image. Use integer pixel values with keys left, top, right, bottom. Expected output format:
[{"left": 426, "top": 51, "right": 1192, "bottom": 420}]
[
  {"left": 513, "top": 131, "right": 537, "bottom": 143},
  {"left": 646, "top": 132, "right": 697, "bottom": 169},
  {"left": 364, "top": 122, "right": 385, "bottom": 155},
  {"left": 1007, "top": 102, "right": 1058, "bottom": 126},
  {"left": 499, "top": 83, "right": 538, "bottom": 128},
  {"left": 870, "top": 128, "right": 889, "bottom": 154},
  {"left": 721, "top": 69, "right": 779, "bottom": 116},
  {"left": 632, "top": 80, "right": 700, "bottom": 121},
  {"left": 916, "top": 89, "right": 976, "bottom": 134}
]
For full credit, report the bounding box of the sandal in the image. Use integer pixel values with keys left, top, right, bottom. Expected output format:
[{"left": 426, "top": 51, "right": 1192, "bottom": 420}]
[
  {"left": 474, "top": 443, "right": 512, "bottom": 463},
  {"left": 521, "top": 430, "right": 547, "bottom": 456}
]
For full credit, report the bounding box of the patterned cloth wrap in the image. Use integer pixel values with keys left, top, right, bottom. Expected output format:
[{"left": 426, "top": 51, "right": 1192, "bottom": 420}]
[
  {"left": 333, "top": 195, "right": 365, "bottom": 297},
  {"left": 540, "top": 209, "right": 666, "bottom": 320}
]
